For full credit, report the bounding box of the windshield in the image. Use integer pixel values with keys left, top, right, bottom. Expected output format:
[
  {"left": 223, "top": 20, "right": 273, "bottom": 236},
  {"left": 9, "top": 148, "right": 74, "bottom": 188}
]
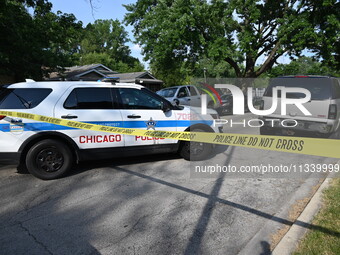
[
  {"left": 157, "top": 88, "right": 178, "bottom": 98},
  {"left": 264, "top": 78, "right": 332, "bottom": 100},
  {"left": 0, "top": 88, "right": 52, "bottom": 109}
]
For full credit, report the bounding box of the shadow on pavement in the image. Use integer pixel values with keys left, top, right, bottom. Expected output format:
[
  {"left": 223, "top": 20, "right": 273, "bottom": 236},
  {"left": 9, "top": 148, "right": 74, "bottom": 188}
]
[
  {"left": 113, "top": 161, "right": 340, "bottom": 253},
  {"left": 1, "top": 146, "right": 338, "bottom": 254},
  {"left": 183, "top": 146, "right": 234, "bottom": 254},
  {"left": 260, "top": 241, "right": 272, "bottom": 255}
]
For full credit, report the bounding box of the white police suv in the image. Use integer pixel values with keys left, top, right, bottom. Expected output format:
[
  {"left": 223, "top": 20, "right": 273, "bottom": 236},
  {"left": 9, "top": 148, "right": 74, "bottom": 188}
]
[{"left": 0, "top": 81, "right": 222, "bottom": 180}]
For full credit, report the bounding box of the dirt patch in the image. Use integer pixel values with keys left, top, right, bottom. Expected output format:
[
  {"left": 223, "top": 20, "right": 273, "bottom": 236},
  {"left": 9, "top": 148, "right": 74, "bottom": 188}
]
[{"left": 270, "top": 179, "right": 324, "bottom": 249}]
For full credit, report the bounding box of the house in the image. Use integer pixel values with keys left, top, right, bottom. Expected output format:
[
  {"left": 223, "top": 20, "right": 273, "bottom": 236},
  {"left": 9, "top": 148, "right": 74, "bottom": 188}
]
[
  {"left": 47, "top": 64, "right": 163, "bottom": 91},
  {"left": 113, "top": 72, "right": 163, "bottom": 92}
]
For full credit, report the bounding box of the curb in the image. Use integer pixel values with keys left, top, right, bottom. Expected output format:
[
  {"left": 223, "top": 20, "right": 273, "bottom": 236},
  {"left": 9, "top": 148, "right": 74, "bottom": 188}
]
[
  {"left": 272, "top": 171, "right": 337, "bottom": 255},
  {"left": 237, "top": 177, "right": 324, "bottom": 255}
]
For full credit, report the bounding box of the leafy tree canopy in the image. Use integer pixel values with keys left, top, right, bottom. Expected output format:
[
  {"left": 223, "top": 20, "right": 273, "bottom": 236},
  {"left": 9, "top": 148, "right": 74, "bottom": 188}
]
[
  {"left": 76, "top": 19, "right": 144, "bottom": 73},
  {"left": 1, "top": 1, "right": 144, "bottom": 81},
  {"left": 0, "top": 0, "right": 83, "bottom": 81},
  {"left": 124, "top": 0, "right": 339, "bottom": 84},
  {"left": 267, "top": 57, "right": 340, "bottom": 77}
]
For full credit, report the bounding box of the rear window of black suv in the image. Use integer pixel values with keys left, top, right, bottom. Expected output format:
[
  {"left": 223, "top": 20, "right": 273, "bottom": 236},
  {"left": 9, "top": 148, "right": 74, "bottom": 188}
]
[
  {"left": 264, "top": 77, "right": 332, "bottom": 100},
  {"left": 0, "top": 88, "right": 52, "bottom": 109}
]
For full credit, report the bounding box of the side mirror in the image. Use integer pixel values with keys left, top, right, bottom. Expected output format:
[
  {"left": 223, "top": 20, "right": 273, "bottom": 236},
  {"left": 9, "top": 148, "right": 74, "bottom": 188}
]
[{"left": 162, "top": 102, "right": 172, "bottom": 112}]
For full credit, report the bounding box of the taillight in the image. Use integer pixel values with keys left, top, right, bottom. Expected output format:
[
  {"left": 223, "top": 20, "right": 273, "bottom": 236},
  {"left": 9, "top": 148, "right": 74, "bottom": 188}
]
[
  {"left": 259, "top": 100, "right": 264, "bottom": 110},
  {"left": 328, "top": 104, "right": 337, "bottom": 119},
  {"left": 0, "top": 115, "right": 5, "bottom": 120}
]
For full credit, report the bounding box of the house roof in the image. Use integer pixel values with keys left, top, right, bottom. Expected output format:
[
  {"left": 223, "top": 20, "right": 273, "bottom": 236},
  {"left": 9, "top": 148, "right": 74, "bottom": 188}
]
[
  {"left": 48, "top": 64, "right": 118, "bottom": 80},
  {"left": 113, "top": 72, "right": 148, "bottom": 80},
  {"left": 114, "top": 72, "right": 162, "bottom": 83},
  {"left": 47, "top": 64, "right": 162, "bottom": 85}
]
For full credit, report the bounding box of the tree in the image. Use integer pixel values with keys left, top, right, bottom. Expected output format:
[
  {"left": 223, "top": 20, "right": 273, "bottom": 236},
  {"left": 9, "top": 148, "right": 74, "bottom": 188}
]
[
  {"left": 78, "top": 52, "right": 144, "bottom": 73},
  {"left": 77, "top": 19, "right": 144, "bottom": 73},
  {"left": 304, "top": 0, "right": 340, "bottom": 70},
  {"left": 0, "top": 0, "right": 83, "bottom": 81},
  {"left": 124, "top": 0, "right": 339, "bottom": 85},
  {"left": 149, "top": 55, "right": 238, "bottom": 86},
  {"left": 267, "top": 57, "right": 340, "bottom": 77},
  {"left": 150, "top": 58, "right": 192, "bottom": 87}
]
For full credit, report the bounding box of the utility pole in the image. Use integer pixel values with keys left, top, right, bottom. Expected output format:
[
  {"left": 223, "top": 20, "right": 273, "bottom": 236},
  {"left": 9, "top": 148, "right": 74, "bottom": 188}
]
[{"left": 203, "top": 68, "right": 207, "bottom": 83}]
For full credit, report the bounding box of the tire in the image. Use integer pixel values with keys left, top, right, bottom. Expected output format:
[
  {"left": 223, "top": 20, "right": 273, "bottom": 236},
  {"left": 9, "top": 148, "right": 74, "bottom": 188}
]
[
  {"left": 179, "top": 128, "right": 213, "bottom": 161},
  {"left": 25, "top": 139, "right": 73, "bottom": 180},
  {"left": 260, "top": 126, "right": 275, "bottom": 135}
]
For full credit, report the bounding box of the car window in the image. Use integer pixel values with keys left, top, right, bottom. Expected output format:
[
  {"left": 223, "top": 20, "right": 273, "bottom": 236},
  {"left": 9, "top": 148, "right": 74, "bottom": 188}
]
[
  {"left": 0, "top": 88, "right": 52, "bottom": 109},
  {"left": 158, "top": 88, "right": 177, "bottom": 97},
  {"left": 332, "top": 79, "right": 340, "bottom": 99},
  {"left": 64, "top": 88, "right": 114, "bottom": 109},
  {"left": 118, "top": 88, "right": 163, "bottom": 110},
  {"left": 264, "top": 78, "right": 332, "bottom": 100},
  {"left": 178, "top": 87, "right": 188, "bottom": 98},
  {"left": 188, "top": 86, "right": 198, "bottom": 96}
]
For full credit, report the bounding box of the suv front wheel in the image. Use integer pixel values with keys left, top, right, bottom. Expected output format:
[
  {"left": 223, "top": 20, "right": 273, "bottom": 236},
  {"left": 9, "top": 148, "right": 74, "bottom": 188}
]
[
  {"left": 179, "top": 128, "right": 213, "bottom": 161},
  {"left": 25, "top": 139, "right": 73, "bottom": 180}
]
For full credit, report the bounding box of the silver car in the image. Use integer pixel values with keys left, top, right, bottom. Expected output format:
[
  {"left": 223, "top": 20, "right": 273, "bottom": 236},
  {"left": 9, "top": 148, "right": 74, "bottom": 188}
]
[{"left": 157, "top": 85, "right": 201, "bottom": 107}]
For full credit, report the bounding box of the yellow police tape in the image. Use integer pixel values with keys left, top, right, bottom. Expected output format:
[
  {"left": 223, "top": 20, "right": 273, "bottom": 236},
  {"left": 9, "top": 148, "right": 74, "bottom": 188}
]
[{"left": 0, "top": 110, "right": 339, "bottom": 158}]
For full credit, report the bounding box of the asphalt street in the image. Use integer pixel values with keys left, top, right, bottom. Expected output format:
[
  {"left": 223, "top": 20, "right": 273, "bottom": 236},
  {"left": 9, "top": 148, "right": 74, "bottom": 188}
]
[{"left": 0, "top": 113, "right": 338, "bottom": 255}]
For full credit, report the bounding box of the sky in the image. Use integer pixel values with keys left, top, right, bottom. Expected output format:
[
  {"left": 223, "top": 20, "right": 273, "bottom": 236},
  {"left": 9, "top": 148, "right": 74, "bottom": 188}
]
[{"left": 49, "top": 0, "right": 144, "bottom": 66}]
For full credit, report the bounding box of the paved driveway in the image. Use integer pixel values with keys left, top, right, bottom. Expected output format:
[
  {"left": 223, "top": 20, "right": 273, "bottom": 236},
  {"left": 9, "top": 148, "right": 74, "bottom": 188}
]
[{"left": 0, "top": 114, "right": 337, "bottom": 255}]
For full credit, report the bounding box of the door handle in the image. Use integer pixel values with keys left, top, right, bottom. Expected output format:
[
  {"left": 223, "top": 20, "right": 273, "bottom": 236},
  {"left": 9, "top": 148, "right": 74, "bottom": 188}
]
[
  {"left": 61, "top": 115, "right": 78, "bottom": 119},
  {"left": 127, "top": 115, "right": 141, "bottom": 119}
]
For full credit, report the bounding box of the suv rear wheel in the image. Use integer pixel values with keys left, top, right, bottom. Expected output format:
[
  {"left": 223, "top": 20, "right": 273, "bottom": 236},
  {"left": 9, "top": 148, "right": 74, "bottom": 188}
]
[{"left": 25, "top": 139, "right": 73, "bottom": 180}]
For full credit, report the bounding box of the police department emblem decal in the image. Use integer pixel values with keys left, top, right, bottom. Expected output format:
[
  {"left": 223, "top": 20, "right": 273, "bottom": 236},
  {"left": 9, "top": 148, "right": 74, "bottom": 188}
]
[{"left": 145, "top": 118, "right": 157, "bottom": 130}]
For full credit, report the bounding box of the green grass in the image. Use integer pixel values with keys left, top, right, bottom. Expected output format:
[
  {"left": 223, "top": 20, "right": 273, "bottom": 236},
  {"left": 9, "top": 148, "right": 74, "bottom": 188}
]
[{"left": 293, "top": 178, "right": 340, "bottom": 255}]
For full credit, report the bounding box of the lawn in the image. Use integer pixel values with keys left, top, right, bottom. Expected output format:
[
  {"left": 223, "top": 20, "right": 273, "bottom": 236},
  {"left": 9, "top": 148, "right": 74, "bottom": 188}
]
[{"left": 293, "top": 178, "right": 340, "bottom": 255}]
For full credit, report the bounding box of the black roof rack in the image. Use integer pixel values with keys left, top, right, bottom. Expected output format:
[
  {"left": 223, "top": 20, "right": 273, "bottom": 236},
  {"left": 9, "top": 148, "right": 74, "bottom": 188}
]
[{"left": 101, "top": 77, "right": 120, "bottom": 84}]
